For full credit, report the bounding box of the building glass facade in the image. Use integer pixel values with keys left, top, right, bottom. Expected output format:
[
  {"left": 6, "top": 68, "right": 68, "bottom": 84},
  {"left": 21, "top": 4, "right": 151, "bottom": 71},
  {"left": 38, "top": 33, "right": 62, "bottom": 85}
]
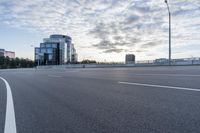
[{"left": 35, "top": 34, "right": 78, "bottom": 66}]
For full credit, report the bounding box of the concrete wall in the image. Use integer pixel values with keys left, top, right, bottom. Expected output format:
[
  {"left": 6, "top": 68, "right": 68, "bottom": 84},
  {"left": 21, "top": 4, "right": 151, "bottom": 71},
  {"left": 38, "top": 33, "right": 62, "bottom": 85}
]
[
  {"left": 37, "top": 64, "right": 136, "bottom": 69},
  {"left": 36, "top": 61, "right": 200, "bottom": 69}
]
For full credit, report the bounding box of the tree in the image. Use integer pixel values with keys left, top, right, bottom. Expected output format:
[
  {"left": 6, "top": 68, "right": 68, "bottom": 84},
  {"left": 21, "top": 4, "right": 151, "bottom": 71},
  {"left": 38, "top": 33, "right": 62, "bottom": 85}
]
[{"left": 0, "top": 56, "right": 34, "bottom": 69}]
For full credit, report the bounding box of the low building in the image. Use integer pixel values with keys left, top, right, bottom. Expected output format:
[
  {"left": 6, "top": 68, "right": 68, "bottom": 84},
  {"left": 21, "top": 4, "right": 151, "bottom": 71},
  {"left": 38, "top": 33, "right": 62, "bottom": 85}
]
[
  {"left": 125, "top": 54, "right": 135, "bottom": 64},
  {"left": 0, "top": 49, "right": 15, "bottom": 58}
]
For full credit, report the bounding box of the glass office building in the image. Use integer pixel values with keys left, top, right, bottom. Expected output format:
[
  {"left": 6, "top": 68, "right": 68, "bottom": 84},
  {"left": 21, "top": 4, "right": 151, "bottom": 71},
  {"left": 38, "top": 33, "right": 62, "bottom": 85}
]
[
  {"left": 50, "top": 35, "right": 72, "bottom": 63},
  {"left": 35, "top": 35, "right": 78, "bottom": 65}
]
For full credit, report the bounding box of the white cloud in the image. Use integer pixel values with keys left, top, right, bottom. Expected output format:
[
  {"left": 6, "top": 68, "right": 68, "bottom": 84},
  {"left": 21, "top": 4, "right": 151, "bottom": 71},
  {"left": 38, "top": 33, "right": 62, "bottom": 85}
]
[{"left": 0, "top": 0, "right": 200, "bottom": 61}]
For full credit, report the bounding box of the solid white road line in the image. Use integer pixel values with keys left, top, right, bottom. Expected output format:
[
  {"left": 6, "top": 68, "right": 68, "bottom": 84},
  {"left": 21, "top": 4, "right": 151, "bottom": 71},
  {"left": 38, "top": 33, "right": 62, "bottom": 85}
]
[
  {"left": 118, "top": 81, "right": 200, "bottom": 92},
  {"left": 0, "top": 77, "right": 17, "bottom": 133}
]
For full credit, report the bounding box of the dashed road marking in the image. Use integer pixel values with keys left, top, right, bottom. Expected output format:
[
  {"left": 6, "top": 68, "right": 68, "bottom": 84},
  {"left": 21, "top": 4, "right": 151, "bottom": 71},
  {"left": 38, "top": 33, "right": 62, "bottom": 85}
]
[
  {"left": 133, "top": 73, "right": 200, "bottom": 77},
  {"left": 48, "top": 75, "right": 62, "bottom": 78},
  {"left": 118, "top": 81, "right": 200, "bottom": 92}
]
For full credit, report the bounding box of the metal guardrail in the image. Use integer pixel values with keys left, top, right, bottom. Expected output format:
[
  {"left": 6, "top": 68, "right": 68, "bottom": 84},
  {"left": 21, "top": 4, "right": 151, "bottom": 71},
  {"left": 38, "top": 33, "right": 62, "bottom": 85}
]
[
  {"left": 36, "top": 58, "right": 200, "bottom": 69},
  {"left": 136, "top": 58, "right": 200, "bottom": 65}
]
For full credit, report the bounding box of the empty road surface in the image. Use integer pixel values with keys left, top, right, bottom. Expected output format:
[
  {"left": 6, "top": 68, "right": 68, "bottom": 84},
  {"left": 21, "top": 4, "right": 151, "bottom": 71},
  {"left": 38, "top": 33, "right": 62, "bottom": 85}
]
[{"left": 1, "top": 66, "right": 200, "bottom": 133}]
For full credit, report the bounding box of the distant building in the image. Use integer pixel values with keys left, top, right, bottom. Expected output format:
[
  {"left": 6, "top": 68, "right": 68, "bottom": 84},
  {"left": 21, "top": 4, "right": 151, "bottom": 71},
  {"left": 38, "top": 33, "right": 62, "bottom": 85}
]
[
  {"left": 0, "top": 49, "right": 4, "bottom": 57},
  {"left": 0, "top": 49, "right": 15, "bottom": 58},
  {"left": 4, "top": 51, "right": 15, "bottom": 58},
  {"left": 154, "top": 58, "right": 169, "bottom": 65},
  {"left": 71, "top": 44, "right": 78, "bottom": 63},
  {"left": 35, "top": 34, "right": 78, "bottom": 65},
  {"left": 125, "top": 54, "right": 135, "bottom": 64}
]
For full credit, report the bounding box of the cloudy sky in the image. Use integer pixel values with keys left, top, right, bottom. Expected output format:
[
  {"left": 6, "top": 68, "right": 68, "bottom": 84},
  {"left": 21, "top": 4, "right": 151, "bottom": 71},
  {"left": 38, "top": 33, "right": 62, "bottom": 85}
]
[{"left": 0, "top": 0, "right": 200, "bottom": 62}]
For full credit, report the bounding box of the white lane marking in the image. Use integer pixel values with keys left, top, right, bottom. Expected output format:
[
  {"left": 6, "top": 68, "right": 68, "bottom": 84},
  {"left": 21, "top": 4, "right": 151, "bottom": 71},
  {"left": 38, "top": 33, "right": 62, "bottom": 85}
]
[
  {"left": 118, "top": 81, "right": 200, "bottom": 92},
  {"left": 0, "top": 77, "right": 17, "bottom": 133},
  {"left": 133, "top": 73, "right": 200, "bottom": 77},
  {"left": 47, "top": 75, "right": 62, "bottom": 78}
]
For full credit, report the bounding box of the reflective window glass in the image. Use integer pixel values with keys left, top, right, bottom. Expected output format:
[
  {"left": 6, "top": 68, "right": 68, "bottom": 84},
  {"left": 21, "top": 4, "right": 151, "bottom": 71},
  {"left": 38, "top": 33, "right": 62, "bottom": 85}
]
[{"left": 47, "top": 48, "right": 53, "bottom": 53}]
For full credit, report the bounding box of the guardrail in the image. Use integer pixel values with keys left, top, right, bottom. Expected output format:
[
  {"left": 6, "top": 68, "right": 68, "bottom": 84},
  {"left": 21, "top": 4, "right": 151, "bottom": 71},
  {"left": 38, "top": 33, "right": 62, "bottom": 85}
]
[
  {"left": 36, "top": 58, "right": 200, "bottom": 69},
  {"left": 136, "top": 58, "right": 200, "bottom": 65}
]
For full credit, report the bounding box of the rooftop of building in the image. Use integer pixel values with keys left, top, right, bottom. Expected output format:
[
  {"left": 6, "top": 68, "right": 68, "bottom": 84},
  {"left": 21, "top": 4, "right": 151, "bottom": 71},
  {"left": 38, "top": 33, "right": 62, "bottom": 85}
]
[
  {"left": 50, "top": 34, "right": 72, "bottom": 40},
  {"left": 0, "top": 49, "right": 5, "bottom": 51}
]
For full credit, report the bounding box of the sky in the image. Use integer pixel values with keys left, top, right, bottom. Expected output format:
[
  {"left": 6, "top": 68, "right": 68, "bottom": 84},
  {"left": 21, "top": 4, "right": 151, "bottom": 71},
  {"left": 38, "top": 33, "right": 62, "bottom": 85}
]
[{"left": 0, "top": 0, "right": 200, "bottom": 62}]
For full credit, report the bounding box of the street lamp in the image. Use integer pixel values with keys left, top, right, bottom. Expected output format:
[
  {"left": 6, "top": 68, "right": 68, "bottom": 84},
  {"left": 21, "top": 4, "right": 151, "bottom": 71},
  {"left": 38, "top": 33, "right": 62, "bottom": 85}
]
[
  {"left": 30, "top": 45, "right": 40, "bottom": 66},
  {"left": 165, "top": 0, "right": 171, "bottom": 65}
]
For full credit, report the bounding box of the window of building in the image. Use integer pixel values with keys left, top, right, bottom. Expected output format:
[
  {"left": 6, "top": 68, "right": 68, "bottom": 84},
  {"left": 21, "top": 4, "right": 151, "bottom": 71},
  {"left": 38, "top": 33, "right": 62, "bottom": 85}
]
[
  {"left": 52, "top": 44, "right": 57, "bottom": 48},
  {"left": 41, "top": 48, "right": 46, "bottom": 53},
  {"left": 35, "top": 54, "right": 39, "bottom": 60},
  {"left": 47, "top": 48, "right": 53, "bottom": 54},
  {"left": 46, "top": 44, "right": 52, "bottom": 48},
  {"left": 35, "top": 48, "right": 40, "bottom": 54}
]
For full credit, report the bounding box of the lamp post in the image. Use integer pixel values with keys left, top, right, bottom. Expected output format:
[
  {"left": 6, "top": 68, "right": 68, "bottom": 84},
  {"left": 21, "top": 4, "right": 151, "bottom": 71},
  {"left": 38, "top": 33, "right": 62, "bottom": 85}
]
[
  {"left": 165, "top": 0, "right": 171, "bottom": 65},
  {"left": 30, "top": 45, "right": 40, "bottom": 66}
]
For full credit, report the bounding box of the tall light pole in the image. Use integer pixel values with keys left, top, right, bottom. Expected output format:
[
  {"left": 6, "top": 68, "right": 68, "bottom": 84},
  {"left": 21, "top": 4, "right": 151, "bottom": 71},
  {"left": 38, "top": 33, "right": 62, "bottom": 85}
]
[
  {"left": 165, "top": 0, "right": 171, "bottom": 65},
  {"left": 30, "top": 45, "right": 40, "bottom": 66}
]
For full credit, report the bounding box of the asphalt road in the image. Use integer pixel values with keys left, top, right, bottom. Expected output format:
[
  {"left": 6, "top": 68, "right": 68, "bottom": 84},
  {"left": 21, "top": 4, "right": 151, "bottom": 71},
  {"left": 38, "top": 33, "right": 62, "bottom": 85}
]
[{"left": 0, "top": 66, "right": 200, "bottom": 133}]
